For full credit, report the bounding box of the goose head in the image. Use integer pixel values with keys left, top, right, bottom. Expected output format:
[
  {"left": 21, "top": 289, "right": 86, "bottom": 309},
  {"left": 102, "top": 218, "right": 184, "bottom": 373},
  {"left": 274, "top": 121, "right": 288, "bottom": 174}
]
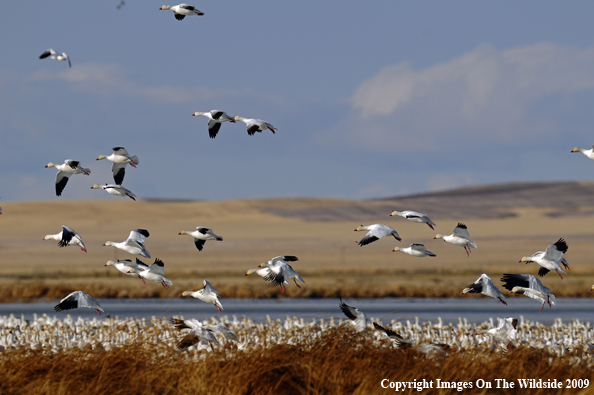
[{"left": 159, "top": 5, "right": 172, "bottom": 10}]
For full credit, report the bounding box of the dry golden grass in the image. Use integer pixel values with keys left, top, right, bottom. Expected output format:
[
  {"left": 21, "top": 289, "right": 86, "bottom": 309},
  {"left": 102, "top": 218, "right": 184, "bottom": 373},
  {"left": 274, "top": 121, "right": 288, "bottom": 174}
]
[{"left": 0, "top": 329, "right": 592, "bottom": 395}]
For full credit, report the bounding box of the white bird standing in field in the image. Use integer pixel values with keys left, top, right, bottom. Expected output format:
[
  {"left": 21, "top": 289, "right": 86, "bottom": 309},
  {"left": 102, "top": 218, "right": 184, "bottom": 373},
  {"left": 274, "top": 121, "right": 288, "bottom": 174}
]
[
  {"left": 45, "top": 160, "right": 91, "bottom": 197},
  {"left": 389, "top": 210, "right": 436, "bottom": 230},
  {"left": 339, "top": 298, "right": 367, "bottom": 332},
  {"left": 104, "top": 259, "right": 149, "bottom": 283},
  {"left": 178, "top": 226, "right": 223, "bottom": 251},
  {"left": 159, "top": 4, "right": 204, "bottom": 20},
  {"left": 460, "top": 274, "right": 507, "bottom": 305},
  {"left": 103, "top": 229, "right": 151, "bottom": 258},
  {"left": 192, "top": 110, "right": 235, "bottom": 139},
  {"left": 519, "top": 238, "right": 569, "bottom": 279},
  {"left": 434, "top": 223, "right": 477, "bottom": 257},
  {"left": 570, "top": 146, "right": 594, "bottom": 160},
  {"left": 355, "top": 224, "right": 401, "bottom": 246},
  {"left": 96, "top": 147, "right": 139, "bottom": 185},
  {"left": 392, "top": 243, "right": 436, "bottom": 257},
  {"left": 232, "top": 116, "right": 277, "bottom": 135},
  {"left": 180, "top": 280, "right": 223, "bottom": 314},
  {"left": 54, "top": 291, "right": 104, "bottom": 315},
  {"left": 43, "top": 225, "right": 87, "bottom": 253},
  {"left": 39, "top": 49, "right": 71, "bottom": 68},
  {"left": 90, "top": 184, "right": 137, "bottom": 201},
  {"left": 132, "top": 258, "right": 173, "bottom": 290},
  {"left": 500, "top": 273, "right": 556, "bottom": 313}
]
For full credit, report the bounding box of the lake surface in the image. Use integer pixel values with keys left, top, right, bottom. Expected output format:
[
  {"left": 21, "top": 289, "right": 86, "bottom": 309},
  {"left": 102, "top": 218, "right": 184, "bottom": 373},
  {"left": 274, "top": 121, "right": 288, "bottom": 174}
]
[{"left": 2, "top": 297, "right": 594, "bottom": 326}]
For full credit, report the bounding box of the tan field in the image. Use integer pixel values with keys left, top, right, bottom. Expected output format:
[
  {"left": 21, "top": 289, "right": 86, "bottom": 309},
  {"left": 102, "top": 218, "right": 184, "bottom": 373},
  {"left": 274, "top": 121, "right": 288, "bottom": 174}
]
[{"left": 2, "top": 181, "right": 594, "bottom": 301}]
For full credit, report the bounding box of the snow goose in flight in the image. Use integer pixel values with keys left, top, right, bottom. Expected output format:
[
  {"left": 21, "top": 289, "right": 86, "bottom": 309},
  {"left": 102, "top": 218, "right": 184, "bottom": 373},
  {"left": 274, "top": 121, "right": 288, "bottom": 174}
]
[
  {"left": 500, "top": 273, "right": 556, "bottom": 313},
  {"left": 373, "top": 322, "right": 412, "bottom": 347},
  {"left": 389, "top": 210, "right": 436, "bottom": 230},
  {"left": 178, "top": 226, "right": 223, "bottom": 251},
  {"left": 103, "top": 229, "right": 151, "bottom": 258},
  {"left": 170, "top": 318, "right": 219, "bottom": 350},
  {"left": 258, "top": 255, "right": 303, "bottom": 294},
  {"left": 339, "top": 298, "right": 367, "bottom": 332},
  {"left": 43, "top": 225, "right": 87, "bottom": 253},
  {"left": 39, "top": 49, "right": 71, "bottom": 68},
  {"left": 232, "top": 116, "right": 277, "bottom": 136},
  {"left": 519, "top": 238, "right": 568, "bottom": 279},
  {"left": 131, "top": 258, "right": 172, "bottom": 289},
  {"left": 476, "top": 317, "right": 517, "bottom": 354},
  {"left": 392, "top": 243, "right": 436, "bottom": 257},
  {"left": 91, "top": 184, "right": 137, "bottom": 200},
  {"left": 45, "top": 160, "right": 91, "bottom": 197},
  {"left": 104, "top": 258, "right": 149, "bottom": 283},
  {"left": 159, "top": 4, "right": 204, "bottom": 20},
  {"left": 355, "top": 224, "right": 401, "bottom": 246},
  {"left": 180, "top": 280, "right": 223, "bottom": 314},
  {"left": 192, "top": 110, "right": 235, "bottom": 139},
  {"left": 434, "top": 223, "right": 477, "bottom": 257},
  {"left": 96, "top": 147, "right": 139, "bottom": 185},
  {"left": 460, "top": 274, "right": 507, "bottom": 305},
  {"left": 570, "top": 145, "right": 594, "bottom": 161},
  {"left": 54, "top": 291, "right": 104, "bottom": 315}
]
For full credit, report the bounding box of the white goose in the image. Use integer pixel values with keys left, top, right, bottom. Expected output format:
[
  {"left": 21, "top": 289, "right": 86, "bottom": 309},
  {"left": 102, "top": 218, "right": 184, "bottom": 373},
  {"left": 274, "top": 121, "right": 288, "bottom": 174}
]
[
  {"left": 192, "top": 110, "right": 235, "bottom": 139},
  {"left": 501, "top": 273, "right": 556, "bottom": 313},
  {"left": 54, "top": 291, "right": 104, "bottom": 315},
  {"left": 476, "top": 317, "right": 517, "bottom": 353},
  {"left": 178, "top": 226, "right": 223, "bottom": 251},
  {"left": 259, "top": 255, "right": 304, "bottom": 294},
  {"left": 460, "top": 274, "right": 507, "bottom": 305},
  {"left": 96, "top": 147, "right": 139, "bottom": 185},
  {"left": 339, "top": 298, "right": 367, "bottom": 332},
  {"left": 570, "top": 146, "right": 594, "bottom": 160},
  {"left": 389, "top": 210, "right": 436, "bottom": 230},
  {"left": 392, "top": 243, "right": 436, "bottom": 257},
  {"left": 104, "top": 259, "right": 149, "bottom": 283},
  {"left": 91, "top": 184, "right": 137, "bottom": 201},
  {"left": 355, "top": 224, "right": 401, "bottom": 246},
  {"left": 43, "top": 225, "right": 87, "bottom": 253},
  {"left": 519, "top": 238, "right": 568, "bottom": 279},
  {"left": 232, "top": 116, "right": 277, "bottom": 136},
  {"left": 132, "top": 258, "right": 173, "bottom": 289},
  {"left": 39, "top": 49, "right": 71, "bottom": 68},
  {"left": 103, "top": 229, "right": 151, "bottom": 258},
  {"left": 159, "top": 4, "right": 204, "bottom": 20},
  {"left": 45, "top": 160, "right": 91, "bottom": 197},
  {"left": 180, "top": 280, "right": 223, "bottom": 314},
  {"left": 434, "top": 223, "right": 477, "bottom": 257}
]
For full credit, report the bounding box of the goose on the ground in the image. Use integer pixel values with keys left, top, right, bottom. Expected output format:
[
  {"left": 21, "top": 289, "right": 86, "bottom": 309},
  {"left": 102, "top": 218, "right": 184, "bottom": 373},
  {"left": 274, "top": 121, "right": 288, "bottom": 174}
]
[
  {"left": 178, "top": 226, "right": 223, "bottom": 251},
  {"left": 434, "top": 223, "right": 477, "bottom": 257},
  {"left": 519, "top": 238, "right": 568, "bottom": 279},
  {"left": 392, "top": 243, "right": 436, "bottom": 257},
  {"left": 192, "top": 110, "right": 235, "bottom": 139},
  {"left": 180, "top": 280, "right": 223, "bottom": 314},
  {"left": 389, "top": 210, "right": 436, "bottom": 230},
  {"left": 231, "top": 116, "right": 277, "bottom": 135},
  {"left": 159, "top": 4, "right": 203, "bottom": 20},
  {"left": 258, "top": 255, "right": 303, "bottom": 294},
  {"left": 570, "top": 146, "right": 594, "bottom": 160},
  {"left": 460, "top": 274, "right": 507, "bottom": 305},
  {"left": 131, "top": 258, "right": 172, "bottom": 289},
  {"left": 104, "top": 258, "right": 149, "bottom": 283},
  {"left": 39, "top": 49, "right": 71, "bottom": 68},
  {"left": 43, "top": 225, "right": 87, "bottom": 253},
  {"left": 91, "top": 184, "right": 137, "bottom": 200},
  {"left": 339, "top": 298, "right": 367, "bottom": 332},
  {"left": 96, "top": 147, "right": 139, "bottom": 185},
  {"left": 103, "top": 229, "right": 150, "bottom": 258},
  {"left": 355, "top": 224, "right": 401, "bottom": 246},
  {"left": 45, "top": 160, "right": 91, "bottom": 197},
  {"left": 500, "top": 273, "right": 556, "bottom": 313},
  {"left": 54, "top": 291, "right": 104, "bottom": 315}
]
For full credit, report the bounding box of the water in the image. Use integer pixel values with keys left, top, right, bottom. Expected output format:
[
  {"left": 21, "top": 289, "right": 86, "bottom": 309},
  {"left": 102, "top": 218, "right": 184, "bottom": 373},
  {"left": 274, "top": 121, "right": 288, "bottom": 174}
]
[{"left": 2, "top": 297, "right": 593, "bottom": 326}]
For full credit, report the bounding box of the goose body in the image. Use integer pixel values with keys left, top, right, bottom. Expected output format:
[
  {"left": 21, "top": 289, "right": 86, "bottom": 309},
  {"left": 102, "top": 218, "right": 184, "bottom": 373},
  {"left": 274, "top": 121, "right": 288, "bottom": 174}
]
[
  {"left": 519, "top": 238, "right": 568, "bottom": 279},
  {"left": 434, "top": 222, "right": 477, "bottom": 257},
  {"left": 501, "top": 273, "right": 555, "bottom": 313},
  {"left": 54, "top": 291, "right": 103, "bottom": 315},
  {"left": 96, "top": 147, "right": 139, "bottom": 185},
  {"left": 355, "top": 224, "right": 401, "bottom": 246},
  {"left": 232, "top": 116, "right": 277, "bottom": 135},
  {"left": 103, "top": 229, "right": 150, "bottom": 258},
  {"left": 461, "top": 274, "right": 507, "bottom": 305},
  {"left": 45, "top": 160, "right": 91, "bottom": 196},
  {"left": 570, "top": 146, "right": 594, "bottom": 160},
  {"left": 178, "top": 226, "right": 223, "bottom": 251},
  {"left": 39, "top": 49, "right": 71, "bottom": 68},
  {"left": 159, "top": 4, "right": 204, "bottom": 20},
  {"left": 258, "top": 255, "right": 303, "bottom": 293},
  {"left": 389, "top": 210, "right": 436, "bottom": 230},
  {"left": 170, "top": 318, "right": 220, "bottom": 350},
  {"left": 133, "top": 258, "right": 173, "bottom": 289},
  {"left": 392, "top": 243, "right": 436, "bottom": 257},
  {"left": 104, "top": 258, "right": 149, "bottom": 282},
  {"left": 43, "top": 225, "right": 87, "bottom": 252},
  {"left": 180, "top": 280, "right": 223, "bottom": 313},
  {"left": 91, "top": 184, "right": 137, "bottom": 200},
  {"left": 192, "top": 110, "right": 235, "bottom": 139}
]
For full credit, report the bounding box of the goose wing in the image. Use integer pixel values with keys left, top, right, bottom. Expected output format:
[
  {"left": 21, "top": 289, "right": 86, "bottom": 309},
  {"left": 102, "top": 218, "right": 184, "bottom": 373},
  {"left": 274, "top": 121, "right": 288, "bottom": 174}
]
[
  {"left": 452, "top": 223, "right": 470, "bottom": 238},
  {"left": 54, "top": 291, "right": 104, "bottom": 315}
]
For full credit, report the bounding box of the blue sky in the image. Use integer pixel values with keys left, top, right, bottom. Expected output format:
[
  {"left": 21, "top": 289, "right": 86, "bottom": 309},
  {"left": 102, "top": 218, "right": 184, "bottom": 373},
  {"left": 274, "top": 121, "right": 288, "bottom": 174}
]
[{"left": 2, "top": 1, "right": 594, "bottom": 202}]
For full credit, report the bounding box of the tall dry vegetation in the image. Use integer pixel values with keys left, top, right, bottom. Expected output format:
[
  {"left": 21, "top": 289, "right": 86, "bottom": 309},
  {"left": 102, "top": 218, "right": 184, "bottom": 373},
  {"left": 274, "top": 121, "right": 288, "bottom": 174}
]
[{"left": 0, "top": 330, "right": 593, "bottom": 395}]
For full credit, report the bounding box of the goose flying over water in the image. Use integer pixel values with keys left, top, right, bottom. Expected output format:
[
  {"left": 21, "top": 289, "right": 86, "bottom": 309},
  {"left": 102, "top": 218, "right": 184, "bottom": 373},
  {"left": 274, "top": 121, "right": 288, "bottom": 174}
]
[
  {"left": 392, "top": 243, "right": 436, "bottom": 257},
  {"left": 159, "top": 4, "right": 204, "bottom": 20},
  {"left": 45, "top": 160, "right": 91, "bottom": 197},
  {"left": 91, "top": 184, "right": 137, "bottom": 201},
  {"left": 232, "top": 116, "right": 277, "bottom": 135},
  {"left": 178, "top": 226, "right": 223, "bottom": 251},
  {"left": 43, "top": 225, "right": 87, "bottom": 253},
  {"left": 519, "top": 238, "right": 568, "bottom": 279},
  {"left": 54, "top": 291, "right": 104, "bottom": 315},
  {"left": 355, "top": 224, "right": 401, "bottom": 246},
  {"left": 501, "top": 273, "right": 555, "bottom": 313},
  {"left": 39, "top": 49, "right": 71, "bottom": 68},
  {"left": 461, "top": 274, "right": 507, "bottom": 305},
  {"left": 389, "top": 210, "right": 436, "bottom": 230},
  {"left": 434, "top": 223, "right": 477, "bottom": 257},
  {"left": 258, "top": 255, "right": 303, "bottom": 293},
  {"left": 192, "top": 110, "right": 235, "bottom": 139},
  {"left": 103, "top": 229, "right": 150, "bottom": 258},
  {"left": 180, "top": 280, "right": 223, "bottom": 314},
  {"left": 339, "top": 298, "right": 367, "bottom": 332},
  {"left": 96, "top": 147, "right": 139, "bottom": 185}
]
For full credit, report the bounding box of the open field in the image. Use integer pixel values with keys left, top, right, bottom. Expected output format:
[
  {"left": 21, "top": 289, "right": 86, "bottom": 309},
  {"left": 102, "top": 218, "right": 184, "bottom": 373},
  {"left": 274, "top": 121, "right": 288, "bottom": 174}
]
[{"left": 1, "top": 181, "right": 594, "bottom": 301}]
